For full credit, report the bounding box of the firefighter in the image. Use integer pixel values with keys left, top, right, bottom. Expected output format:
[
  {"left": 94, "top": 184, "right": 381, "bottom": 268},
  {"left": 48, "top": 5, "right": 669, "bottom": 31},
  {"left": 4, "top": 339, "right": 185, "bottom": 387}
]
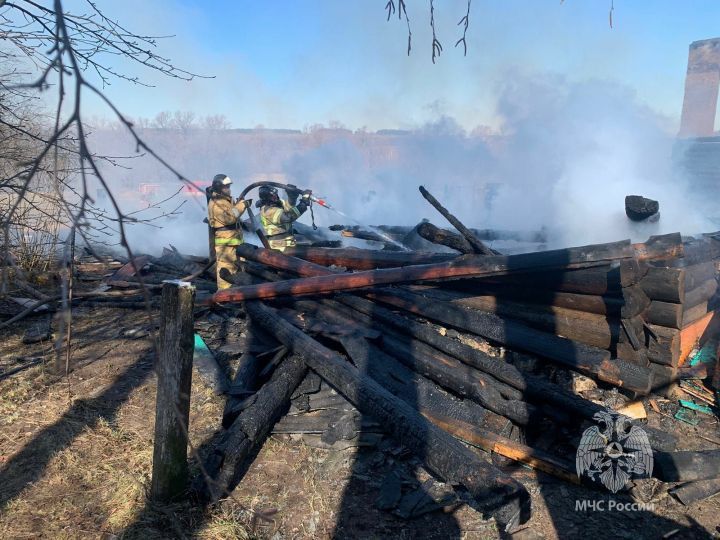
[
  {"left": 207, "top": 174, "right": 247, "bottom": 289},
  {"left": 257, "top": 185, "right": 311, "bottom": 251}
]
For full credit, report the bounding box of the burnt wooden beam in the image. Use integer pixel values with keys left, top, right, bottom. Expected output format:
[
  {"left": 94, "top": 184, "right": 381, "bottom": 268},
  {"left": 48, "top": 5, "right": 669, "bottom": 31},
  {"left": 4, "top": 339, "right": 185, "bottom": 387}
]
[
  {"left": 654, "top": 449, "right": 720, "bottom": 482},
  {"left": 411, "top": 286, "right": 640, "bottom": 350},
  {"left": 640, "top": 261, "right": 716, "bottom": 303},
  {"left": 244, "top": 301, "right": 531, "bottom": 531},
  {"left": 283, "top": 246, "right": 456, "bottom": 270},
  {"left": 368, "top": 288, "right": 653, "bottom": 394},
  {"left": 222, "top": 353, "right": 259, "bottom": 429},
  {"left": 338, "top": 336, "right": 489, "bottom": 429},
  {"left": 199, "top": 353, "right": 308, "bottom": 501},
  {"left": 426, "top": 410, "right": 579, "bottom": 484},
  {"left": 415, "top": 221, "right": 475, "bottom": 254},
  {"left": 421, "top": 282, "right": 649, "bottom": 318},
  {"left": 213, "top": 239, "right": 640, "bottom": 303},
  {"left": 339, "top": 336, "right": 578, "bottom": 484},
  {"left": 291, "top": 302, "right": 547, "bottom": 426},
  {"left": 631, "top": 233, "right": 684, "bottom": 262},
  {"left": 645, "top": 323, "right": 681, "bottom": 366},
  {"left": 644, "top": 278, "right": 716, "bottom": 329},
  {"left": 419, "top": 186, "right": 497, "bottom": 255},
  {"left": 237, "top": 244, "right": 340, "bottom": 278},
  {"left": 330, "top": 295, "right": 675, "bottom": 451},
  {"left": 475, "top": 260, "right": 646, "bottom": 295},
  {"left": 670, "top": 478, "right": 720, "bottom": 505}
]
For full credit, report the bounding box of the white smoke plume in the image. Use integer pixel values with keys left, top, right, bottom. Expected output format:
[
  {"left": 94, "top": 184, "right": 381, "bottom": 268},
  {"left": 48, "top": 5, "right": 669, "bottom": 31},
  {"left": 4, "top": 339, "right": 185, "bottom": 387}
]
[{"left": 86, "top": 71, "right": 714, "bottom": 256}]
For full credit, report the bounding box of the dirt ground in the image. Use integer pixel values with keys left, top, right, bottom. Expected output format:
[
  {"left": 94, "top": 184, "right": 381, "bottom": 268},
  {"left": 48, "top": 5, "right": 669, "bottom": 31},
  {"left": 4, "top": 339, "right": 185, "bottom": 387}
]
[{"left": 1, "top": 303, "right": 720, "bottom": 539}]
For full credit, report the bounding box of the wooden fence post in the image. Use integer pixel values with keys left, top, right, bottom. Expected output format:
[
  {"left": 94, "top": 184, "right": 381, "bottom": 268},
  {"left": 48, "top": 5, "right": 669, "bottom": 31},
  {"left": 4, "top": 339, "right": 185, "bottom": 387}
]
[{"left": 151, "top": 280, "right": 196, "bottom": 501}]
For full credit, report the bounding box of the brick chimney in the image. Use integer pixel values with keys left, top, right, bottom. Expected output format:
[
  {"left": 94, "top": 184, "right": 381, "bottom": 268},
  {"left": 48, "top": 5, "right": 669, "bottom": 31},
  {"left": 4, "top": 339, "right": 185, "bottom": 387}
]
[{"left": 679, "top": 38, "right": 720, "bottom": 138}]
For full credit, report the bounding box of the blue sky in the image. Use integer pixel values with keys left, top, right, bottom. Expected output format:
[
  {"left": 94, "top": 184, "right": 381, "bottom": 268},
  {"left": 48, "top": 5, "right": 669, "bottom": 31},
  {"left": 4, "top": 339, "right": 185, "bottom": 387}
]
[{"left": 72, "top": 1, "right": 720, "bottom": 131}]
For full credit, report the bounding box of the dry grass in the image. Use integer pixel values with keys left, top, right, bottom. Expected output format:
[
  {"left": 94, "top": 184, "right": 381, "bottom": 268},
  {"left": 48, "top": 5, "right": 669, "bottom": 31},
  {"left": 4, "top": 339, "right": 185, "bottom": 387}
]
[{"left": 0, "top": 307, "right": 257, "bottom": 539}]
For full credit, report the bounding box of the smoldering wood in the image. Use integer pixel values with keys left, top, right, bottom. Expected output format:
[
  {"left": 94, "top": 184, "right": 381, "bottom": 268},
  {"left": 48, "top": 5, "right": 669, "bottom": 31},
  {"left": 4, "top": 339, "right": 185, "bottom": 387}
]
[
  {"left": 151, "top": 282, "right": 196, "bottom": 502},
  {"left": 284, "top": 246, "right": 456, "bottom": 270},
  {"left": 411, "top": 286, "right": 639, "bottom": 350},
  {"left": 415, "top": 221, "right": 475, "bottom": 254},
  {"left": 198, "top": 353, "right": 308, "bottom": 501},
  {"left": 290, "top": 303, "right": 543, "bottom": 426},
  {"left": 670, "top": 478, "right": 720, "bottom": 505},
  {"left": 339, "top": 336, "right": 578, "bottom": 484},
  {"left": 645, "top": 323, "right": 681, "bottom": 367},
  {"left": 367, "top": 288, "right": 653, "bottom": 394},
  {"left": 419, "top": 185, "right": 498, "bottom": 256},
  {"left": 654, "top": 449, "right": 720, "bottom": 482},
  {"left": 222, "top": 353, "right": 259, "bottom": 429},
  {"left": 420, "top": 282, "right": 650, "bottom": 318},
  {"left": 640, "top": 261, "right": 716, "bottom": 303},
  {"left": 213, "top": 239, "right": 640, "bottom": 303},
  {"left": 625, "top": 195, "right": 659, "bottom": 221},
  {"left": 328, "top": 295, "right": 675, "bottom": 450},
  {"left": 244, "top": 301, "right": 531, "bottom": 531}
]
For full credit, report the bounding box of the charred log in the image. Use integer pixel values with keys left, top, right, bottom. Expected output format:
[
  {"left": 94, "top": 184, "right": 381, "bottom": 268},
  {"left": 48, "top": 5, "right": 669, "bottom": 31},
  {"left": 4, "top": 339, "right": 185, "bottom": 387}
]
[
  {"left": 368, "top": 288, "right": 653, "bottom": 394},
  {"left": 244, "top": 301, "right": 531, "bottom": 531},
  {"left": 415, "top": 221, "right": 475, "bottom": 254}
]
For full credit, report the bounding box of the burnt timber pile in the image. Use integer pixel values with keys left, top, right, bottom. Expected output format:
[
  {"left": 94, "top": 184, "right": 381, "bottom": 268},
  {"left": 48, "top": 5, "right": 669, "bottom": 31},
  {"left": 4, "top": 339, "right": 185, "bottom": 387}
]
[
  {"left": 6, "top": 200, "right": 720, "bottom": 533},
  {"left": 143, "top": 221, "right": 720, "bottom": 530}
]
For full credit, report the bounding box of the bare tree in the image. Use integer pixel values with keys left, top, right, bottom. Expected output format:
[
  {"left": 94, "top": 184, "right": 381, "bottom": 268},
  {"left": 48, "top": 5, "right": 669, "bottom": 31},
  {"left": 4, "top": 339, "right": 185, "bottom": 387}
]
[{"left": 0, "top": 0, "right": 209, "bottom": 375}]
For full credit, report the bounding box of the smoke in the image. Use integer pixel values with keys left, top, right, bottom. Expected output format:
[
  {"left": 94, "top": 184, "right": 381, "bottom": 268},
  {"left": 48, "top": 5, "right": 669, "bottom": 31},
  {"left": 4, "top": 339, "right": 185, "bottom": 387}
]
[{"left": 86, "top": 71, "right": 714, "bottom": 256}]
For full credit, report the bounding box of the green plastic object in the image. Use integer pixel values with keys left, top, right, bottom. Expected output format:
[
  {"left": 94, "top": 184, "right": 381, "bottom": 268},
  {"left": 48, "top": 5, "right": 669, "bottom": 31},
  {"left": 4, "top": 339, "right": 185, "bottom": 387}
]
[
  {"left": 689, "top": 340, "right": 718, "bottom": 367},
  {"left": 674, "top": 408, "right": 700, "bottom": 426},
  {"left": 678, "top": 399, "right": 714, "bottom": 415}
]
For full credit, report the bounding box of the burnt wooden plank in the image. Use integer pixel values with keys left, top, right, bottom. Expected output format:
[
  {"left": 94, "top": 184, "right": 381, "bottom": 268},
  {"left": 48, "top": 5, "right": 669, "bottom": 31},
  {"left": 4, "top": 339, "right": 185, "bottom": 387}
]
[{"left": 244, "top": 301, "right": 531, "bottom": 531}]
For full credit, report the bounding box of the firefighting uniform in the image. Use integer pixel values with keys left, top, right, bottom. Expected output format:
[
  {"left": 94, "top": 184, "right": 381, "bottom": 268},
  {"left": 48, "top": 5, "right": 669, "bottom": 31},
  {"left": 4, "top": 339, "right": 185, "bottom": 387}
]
[
  {"left": 259, "top": 199, "right": 304, "bottom": 252},
  {"left": 208, "top": 193, "right": 247, "bottom": 289}
]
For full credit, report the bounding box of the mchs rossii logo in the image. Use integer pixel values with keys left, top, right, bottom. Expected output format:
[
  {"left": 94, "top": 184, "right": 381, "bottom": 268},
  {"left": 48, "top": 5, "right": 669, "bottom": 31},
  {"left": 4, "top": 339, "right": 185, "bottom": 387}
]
[{"left": 576, "top": 411, "right": 653, "bottom": 494}]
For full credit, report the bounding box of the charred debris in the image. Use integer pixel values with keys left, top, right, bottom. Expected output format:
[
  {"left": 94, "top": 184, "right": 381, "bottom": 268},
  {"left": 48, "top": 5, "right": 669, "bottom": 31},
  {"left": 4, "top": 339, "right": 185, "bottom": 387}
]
[{"left": 3, "top": 186, "right": 720, "bottom": 533}]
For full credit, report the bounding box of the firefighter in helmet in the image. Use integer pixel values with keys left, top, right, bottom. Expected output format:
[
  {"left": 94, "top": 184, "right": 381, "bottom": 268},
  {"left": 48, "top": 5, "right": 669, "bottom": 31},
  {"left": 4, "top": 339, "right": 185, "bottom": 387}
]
[
  {"left": 257, "top": 185, "right": 311, "bottom": 251},
  {"left": 207, "top": 174, "right": 247, "bottom": 289}
]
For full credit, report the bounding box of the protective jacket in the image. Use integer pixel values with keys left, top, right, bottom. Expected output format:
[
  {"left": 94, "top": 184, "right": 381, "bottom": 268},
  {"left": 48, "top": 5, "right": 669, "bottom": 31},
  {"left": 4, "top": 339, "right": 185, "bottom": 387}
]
[
  {"left": 260, "top": 199, "right": 308, "bottom": 251},
  {"left": 208, "top": 193, "right": 247, "bottom": 246}
]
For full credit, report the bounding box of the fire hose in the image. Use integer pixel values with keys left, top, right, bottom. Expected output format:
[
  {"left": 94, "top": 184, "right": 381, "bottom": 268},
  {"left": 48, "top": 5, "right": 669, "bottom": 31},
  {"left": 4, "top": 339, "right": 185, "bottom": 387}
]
[{"left": 236, "top": 181, "right": 331, "bottom": 249}]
